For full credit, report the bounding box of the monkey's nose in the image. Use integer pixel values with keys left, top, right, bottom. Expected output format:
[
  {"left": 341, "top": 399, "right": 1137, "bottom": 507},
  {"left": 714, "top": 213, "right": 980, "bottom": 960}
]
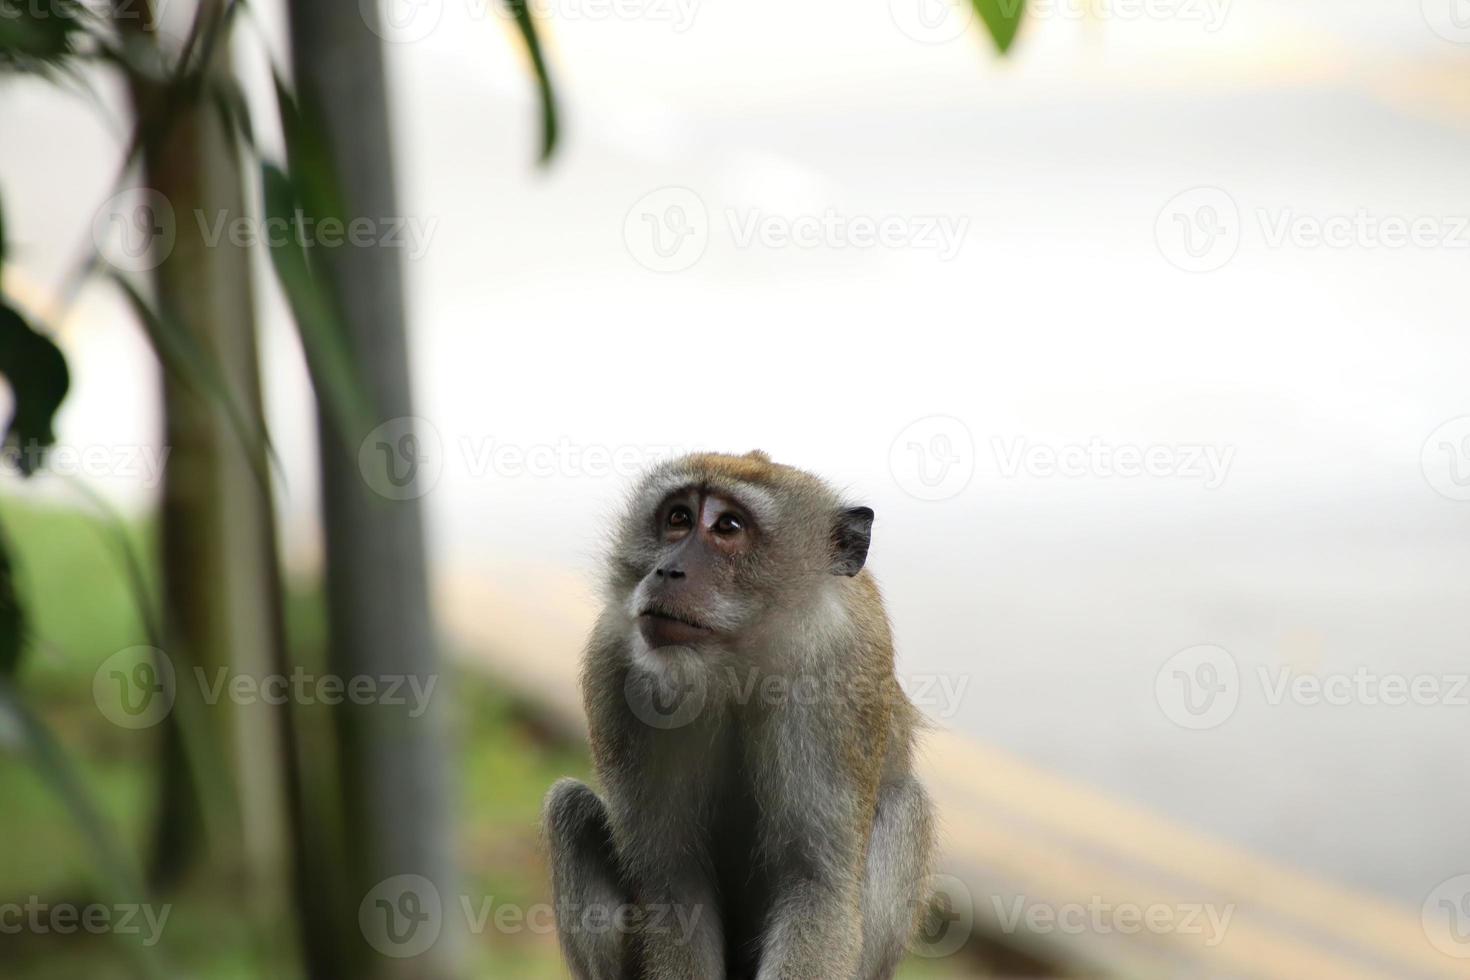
[{"left": 655, "top": 566, "right": 686, "bottom": 580}]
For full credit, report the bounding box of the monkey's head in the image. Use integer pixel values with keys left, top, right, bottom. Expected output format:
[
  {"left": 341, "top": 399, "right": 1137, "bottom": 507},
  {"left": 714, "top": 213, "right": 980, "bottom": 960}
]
[{"left": 607, "top": 451, "right": 874, "bottom": 652}]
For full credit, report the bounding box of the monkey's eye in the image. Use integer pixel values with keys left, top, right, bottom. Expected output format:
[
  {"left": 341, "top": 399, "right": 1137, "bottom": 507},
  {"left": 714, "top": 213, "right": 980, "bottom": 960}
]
[
  {"left": 713, "top": 513, "right": 744, "bottom": 535},
  {"left": 666, "top": 506, "right": 693, "bottom": 530}
]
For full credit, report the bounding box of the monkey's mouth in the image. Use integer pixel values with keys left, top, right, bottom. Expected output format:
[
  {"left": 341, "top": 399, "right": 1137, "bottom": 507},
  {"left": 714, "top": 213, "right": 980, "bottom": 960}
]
[{"left": 637, "top": 607, "right": 714, "bottom": 647}]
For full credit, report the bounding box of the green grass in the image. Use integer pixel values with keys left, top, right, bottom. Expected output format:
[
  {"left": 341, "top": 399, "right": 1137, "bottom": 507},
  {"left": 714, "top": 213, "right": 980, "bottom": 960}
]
[{"left": 0, "top": 496, "right": 984, "bottom": 979}]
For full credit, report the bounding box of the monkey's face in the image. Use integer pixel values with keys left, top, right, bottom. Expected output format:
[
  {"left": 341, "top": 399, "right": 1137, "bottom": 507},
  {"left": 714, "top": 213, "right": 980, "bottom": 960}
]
[
  {"left": 614, "top": 453, "right": 876, "bottom": 655},
  {"left": 633, "top": 488, "right": 758, "bottom": 650}
]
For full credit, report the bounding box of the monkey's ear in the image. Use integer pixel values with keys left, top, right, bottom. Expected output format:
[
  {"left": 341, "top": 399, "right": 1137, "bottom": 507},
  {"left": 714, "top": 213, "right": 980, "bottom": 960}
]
[{"left": 831, "top": 506, "right": 874, "bottom": 576}]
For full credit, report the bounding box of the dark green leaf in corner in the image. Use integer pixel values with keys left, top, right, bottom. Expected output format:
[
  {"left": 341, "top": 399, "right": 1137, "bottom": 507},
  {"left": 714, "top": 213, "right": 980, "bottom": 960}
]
[
  {"left": 0, "top": 303, "right": 70, "bottom": 475},
  {"left": 973, "top": 0, "right": 1024, "bottom": 53},
  {"left": 0, "top": 0, "right": 90, "bottom": 73},
  {"left": 503, "top": 0, "right": 560, "bottom": 164}
]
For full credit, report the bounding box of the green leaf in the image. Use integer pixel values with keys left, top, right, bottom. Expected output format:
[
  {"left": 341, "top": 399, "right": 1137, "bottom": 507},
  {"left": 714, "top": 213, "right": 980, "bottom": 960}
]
[
  {"left": 108, "top": 272, "right": 279, "bottom": 488},
  {"left": 0, "top": 302, "right": 70, "bottom": 475},
  {"left": 0, "top": 678, "right": 162, "bottom": 977},
  {"left": 503, "top": 0, "right": 559, "bottom": 164},
  {"left": 210, "top": 74, "right": 257, "bottom": 152},
  {"left": 270, "top": 72, "right": 344, "bottom": 224},
  {"left": 266, "top": 76, "right": 375, "bottom": 443},
  {"left": 973, "top": 0, "right": 1024, "bottom": 53},
  {"left": 0, "top": 0, "right": 91, "bottom": 72},
  {"left": 0, "top": 522, "right": 21, "bottom": 678},
  {"left": 259, "top": 163, "right": 373, "bottom": 442}
]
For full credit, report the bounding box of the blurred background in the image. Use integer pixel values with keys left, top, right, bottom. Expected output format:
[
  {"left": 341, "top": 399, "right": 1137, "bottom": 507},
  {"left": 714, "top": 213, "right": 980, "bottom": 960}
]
[{"left": 2, "top": 0, "right": 1469, "bottom": 976}]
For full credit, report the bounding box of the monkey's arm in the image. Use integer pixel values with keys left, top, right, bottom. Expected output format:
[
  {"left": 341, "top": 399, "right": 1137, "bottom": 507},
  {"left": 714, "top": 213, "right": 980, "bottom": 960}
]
[
  {"left": 750, "top": 706, "right": 877, "bottom": 980},
  {"left": 583, "top": 641, "right": 729, "bottom": 979}
]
